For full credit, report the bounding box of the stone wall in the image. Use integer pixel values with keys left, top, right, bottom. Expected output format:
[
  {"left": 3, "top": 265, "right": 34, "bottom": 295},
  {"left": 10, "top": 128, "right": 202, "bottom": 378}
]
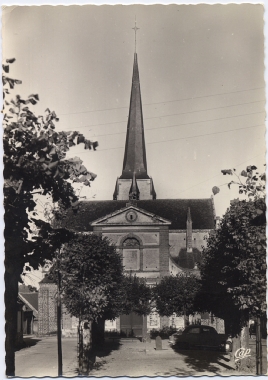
[
  {"left": 116, "top": 179, "right": 153, "bottom": 200},
  {"left": 38, "top": 282, "right": 78, "bottom": 337},
  {"left": 38, "top": 283, "right": 57, "bottom": 336},
  {"left": 169, "top": 230, "right": 209, "bottom": 259},
  {"left": 159, "top": 227, "right": 170, "bottom": 277}
]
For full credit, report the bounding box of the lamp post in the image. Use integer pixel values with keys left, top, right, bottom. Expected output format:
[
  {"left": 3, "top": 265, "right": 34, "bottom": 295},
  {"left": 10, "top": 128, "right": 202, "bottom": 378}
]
[
  {"left": 56, "top": 249, "right": 63, "bottom": 376},
  {"left": 256, "top": 316, "right": 262, "bottom": 375}
]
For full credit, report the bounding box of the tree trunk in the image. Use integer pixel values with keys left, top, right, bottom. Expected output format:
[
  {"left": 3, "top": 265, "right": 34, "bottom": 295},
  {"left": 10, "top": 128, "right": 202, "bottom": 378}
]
[
  {"left": 82, "top": 321, "right": 93, "bottom": 375},
  {"left": 5, "top": 271, "right": 19, "bottom": 376},
  {"left": 240, "top": 323, "right": 249, "bottom": 349},
  {"left": 256, "top": 316, "right": 262, "bottom": 375},
  {"left": 231, "top": 334, "right": 241, "bottom": 367},
  {"left": 230, "top": 313, "right": 250, "bottom": 371},
  {"left": 56, "top": 265, "right": 62, "bottom": 377},
  {"left": 239, "top": 322, "right": 250, "bottom": 371},
  {"left": 78, "top": 320, "right": 83, "bottom": 375},
  {"left": 142, "top": 315, "right": 147, "bottom": 341},
  {"left": 183, "top": 307, "right": 189, "bottom": 327},
  {"left": 92, "top": 317, "right": 105, "bottom": 350}
]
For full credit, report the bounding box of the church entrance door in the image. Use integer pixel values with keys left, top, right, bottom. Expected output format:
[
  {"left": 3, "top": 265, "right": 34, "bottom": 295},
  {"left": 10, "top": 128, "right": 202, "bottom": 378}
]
[{"left": 120, "top": 313, "right": 143, "bottom": 337}]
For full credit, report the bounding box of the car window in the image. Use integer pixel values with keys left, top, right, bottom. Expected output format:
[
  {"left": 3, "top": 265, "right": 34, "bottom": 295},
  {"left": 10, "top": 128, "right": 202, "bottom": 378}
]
[
  {"left": 202, "top": 327, "right": 217, "bottom": 334},
  {"left": 187, "top": 327, "right": 200, "bottom": 334}
]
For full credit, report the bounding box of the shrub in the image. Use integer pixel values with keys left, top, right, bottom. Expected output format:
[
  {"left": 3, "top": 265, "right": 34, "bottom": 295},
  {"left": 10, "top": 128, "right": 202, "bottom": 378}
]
[{"left": 150, "top": 326, "right": 177, "bottom": 339}]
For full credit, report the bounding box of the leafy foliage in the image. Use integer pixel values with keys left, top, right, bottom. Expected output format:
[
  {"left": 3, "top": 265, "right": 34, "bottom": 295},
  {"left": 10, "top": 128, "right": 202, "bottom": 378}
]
[
  {"left": 202, "top": 165, "right": 266, "bottom": 337},
  {"left": 119, "top": 275, "right": 152, "bottom": 316},
  {"left": 49, "top": 234, "right": 124, "bottom": 322},
  {"left": 153, "top": 274, "right": 200, "bottom": 317},
  {"left": 49, "top": 240, "right": 152, "bottom": 321},
  {"left": 3, "top": 59, "right": 98, "bottom": 375},
  {"left": 212, "top": 165, "right": 265, "bottom": 198},
  {"left": 4, "top": 58, "right": 98, "bottom": 274},
  {"left": 199, "top": 198, "right": 266, "bottom": 319},
  {"left": 175, "top": 247, "right": 201, "bottom": 269},
  {"left": 150, "top": 326, "right": 178, "bottom": 339}
]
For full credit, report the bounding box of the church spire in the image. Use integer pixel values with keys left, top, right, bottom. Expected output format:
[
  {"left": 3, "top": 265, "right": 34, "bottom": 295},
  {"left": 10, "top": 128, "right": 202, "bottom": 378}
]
[
  {"left": 113, "top": 27, "right": 156, "bottom": 201},
  {"left": 132, "top": 17, "right": 139, "bottom": 53},
  {"left": 120, "top": 53, "right": 149, "bottom": 180}
]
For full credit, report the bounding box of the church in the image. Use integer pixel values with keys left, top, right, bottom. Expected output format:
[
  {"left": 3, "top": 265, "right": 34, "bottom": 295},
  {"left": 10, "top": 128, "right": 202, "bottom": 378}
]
[{"left": 38, "top": 51, "right": 218, "bottom": 337}]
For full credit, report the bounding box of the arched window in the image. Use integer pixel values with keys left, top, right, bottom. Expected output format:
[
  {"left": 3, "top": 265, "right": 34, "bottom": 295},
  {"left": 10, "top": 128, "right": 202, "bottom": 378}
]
[{"left": 123, "top": 237, "right": 140, "bottom": 247}]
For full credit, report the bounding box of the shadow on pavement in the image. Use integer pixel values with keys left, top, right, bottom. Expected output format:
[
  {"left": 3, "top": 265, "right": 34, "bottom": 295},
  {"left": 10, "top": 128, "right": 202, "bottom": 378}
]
[
  {"left": 15, "top": 336, "right": 42, "bottom": 352},
  {"left": 93, "top": 339, "right": 121, "bottom": 359},
  {"left": 172, "top": 346, "right": 234, "bottom": 374},
  {"left": 71, "top": 339, "right": 122, "bottom": 375}
]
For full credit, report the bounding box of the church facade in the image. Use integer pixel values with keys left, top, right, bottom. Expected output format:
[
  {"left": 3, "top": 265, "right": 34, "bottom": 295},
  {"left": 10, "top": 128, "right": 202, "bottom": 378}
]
[{"left": 38, "top": 52, "right": 219, "bottom": 337}]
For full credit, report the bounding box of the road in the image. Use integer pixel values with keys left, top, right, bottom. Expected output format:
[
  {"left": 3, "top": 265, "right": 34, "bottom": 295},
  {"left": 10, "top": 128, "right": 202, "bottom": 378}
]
[
  {"left": 14, "top": 335, "right": 266, "bottom": 377},
  {"left": 90, "top": 338, "right": 235, "bottom": 377},
  {"left": 15, "top": 336, "right": 237, "bottom": 377}
]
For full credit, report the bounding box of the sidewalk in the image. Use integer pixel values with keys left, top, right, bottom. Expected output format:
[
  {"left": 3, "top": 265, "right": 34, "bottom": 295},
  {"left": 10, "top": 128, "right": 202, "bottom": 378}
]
[
  {"left": 15, "top": 336, "right": 233, "bottom": 377},
  {"left": 14, "top": 335, "right": 267, "bottom": 377},
  {"left": 15, "top": 336, "right": 78, "bottom": 377},
  {"left": 90, "top": 338, "right": 235, "bottom": 377}
]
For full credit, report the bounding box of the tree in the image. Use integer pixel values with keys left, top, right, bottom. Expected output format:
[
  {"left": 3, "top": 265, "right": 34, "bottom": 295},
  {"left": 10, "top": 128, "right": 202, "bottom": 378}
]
[
  {"left": 56, "top": 234, "right": 123, "bottom": 322},
  {"left": 90, "top": 274, "right": 152, "bottom": 357},
  {"left": 118, "top": 275, "right": 152, "bottom": 316},
  {"left": 212, "top": 165, "right": 265, "bottom": 200},
  {"left": 50, "top": 235, "right": 152, "bottom": 325},
  {"left": 200, "top": 165, "right": 266, "bottom": 371},
  {"left": 48, "top": 233, "right": 124, "bottom": 373},
  {"left": 48, "top": 235, "right": 152, "bottom": 373},
  {"left": 3, "top": 59, "right": 98, "bottom": 376},
  {"left": 153, "top": 274, "right": 200, "bottom": 324}
]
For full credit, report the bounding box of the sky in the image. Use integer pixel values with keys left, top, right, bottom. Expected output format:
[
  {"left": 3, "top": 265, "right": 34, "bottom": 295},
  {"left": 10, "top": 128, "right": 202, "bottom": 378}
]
[{"left": 2, "top": 4, "right": 266, "bottom": 286}]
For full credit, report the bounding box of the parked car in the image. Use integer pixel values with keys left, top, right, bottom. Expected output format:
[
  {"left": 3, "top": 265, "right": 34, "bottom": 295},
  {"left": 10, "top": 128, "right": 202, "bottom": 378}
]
[{"left": 169, "top": 325, "right": 232, "bottom": 352}]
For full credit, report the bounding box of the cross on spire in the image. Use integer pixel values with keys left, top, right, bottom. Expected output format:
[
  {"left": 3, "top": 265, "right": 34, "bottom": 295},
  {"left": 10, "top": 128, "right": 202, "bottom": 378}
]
[{"left": 132, "top": 17, "right": 139, "bottom": 53}]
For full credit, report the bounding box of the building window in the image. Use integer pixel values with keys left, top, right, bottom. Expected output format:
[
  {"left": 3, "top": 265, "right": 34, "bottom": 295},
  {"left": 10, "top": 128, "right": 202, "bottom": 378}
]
[
  {"left": 123, "top": 238, "right": 140, "bottom": 271},
  {"left": 123, "top": 237, "right": 139, "bottom": 247},
  {"left": 149, "top": 312, "right": 159, "bottom": 327},
  {"left": 143, "top": 248, "right": 159, "bottom": 270}
]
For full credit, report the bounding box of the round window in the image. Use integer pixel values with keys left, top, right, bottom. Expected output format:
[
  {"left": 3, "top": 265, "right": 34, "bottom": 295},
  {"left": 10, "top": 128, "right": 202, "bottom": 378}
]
[{"left": 125, "top": 210, "right": 138, "bottom": 222}]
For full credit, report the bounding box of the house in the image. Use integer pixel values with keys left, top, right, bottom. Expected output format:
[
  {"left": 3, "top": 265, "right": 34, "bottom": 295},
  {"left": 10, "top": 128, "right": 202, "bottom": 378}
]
[{"left": 18, "top": 285, "right": 38, "bottom": 335}]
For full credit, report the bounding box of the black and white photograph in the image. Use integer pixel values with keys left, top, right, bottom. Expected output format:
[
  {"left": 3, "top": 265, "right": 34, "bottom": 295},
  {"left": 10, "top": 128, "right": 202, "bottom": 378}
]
[{"left": 2, "top": 3, "right": 266, "bottom": 377}]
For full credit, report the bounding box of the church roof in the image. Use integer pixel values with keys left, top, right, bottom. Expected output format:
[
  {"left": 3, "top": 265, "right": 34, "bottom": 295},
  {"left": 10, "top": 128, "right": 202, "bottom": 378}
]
[
  {"left": 62, "top": 198, "right": 215, "bottom": 231},
  {"left": 19, "top": 284, "right": 33, "bottom": 293},
  {"left": 120, "top": 53, "right": 149, "bottom": 180}
]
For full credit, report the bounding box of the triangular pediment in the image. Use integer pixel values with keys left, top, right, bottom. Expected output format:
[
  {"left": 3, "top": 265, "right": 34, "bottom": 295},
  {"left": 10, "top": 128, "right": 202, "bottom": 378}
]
[{"left": 91, "top": 206, "right": 171, "bottom": 226}]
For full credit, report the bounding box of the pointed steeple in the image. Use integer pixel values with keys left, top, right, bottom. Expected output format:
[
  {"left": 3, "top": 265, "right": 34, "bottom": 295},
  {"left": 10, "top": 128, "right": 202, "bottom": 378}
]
[
  {"left": 129, "top": 172, "right": 140, "bottom": 200},
  {"left": 120, "top": 53, "right": 149, "bottom": 180},
  {"left": 113, "top": 46, "right": 156, "bottom": 200}
]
